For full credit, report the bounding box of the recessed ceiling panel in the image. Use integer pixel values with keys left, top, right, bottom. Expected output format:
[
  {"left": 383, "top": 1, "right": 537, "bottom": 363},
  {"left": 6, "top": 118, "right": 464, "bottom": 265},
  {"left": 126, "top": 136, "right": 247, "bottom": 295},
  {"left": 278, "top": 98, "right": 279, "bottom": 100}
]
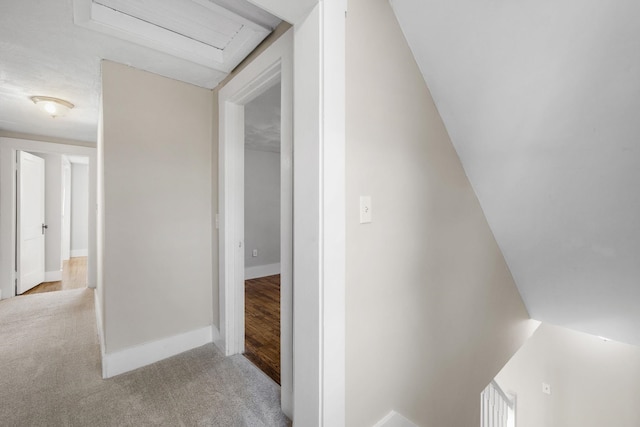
[{"left": 73, "top": 0, "right": 277, "bottom": 72}]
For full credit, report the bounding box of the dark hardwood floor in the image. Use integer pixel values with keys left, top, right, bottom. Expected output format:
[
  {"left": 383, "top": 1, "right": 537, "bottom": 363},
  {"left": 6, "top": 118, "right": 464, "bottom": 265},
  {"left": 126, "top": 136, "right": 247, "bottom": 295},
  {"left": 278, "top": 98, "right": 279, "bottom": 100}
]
[
  {"left": 244, "top": 274, "right": 280, "bottom": 384},
  {"left": 23, "top": 257, "right": 87, "bottom": 295}
]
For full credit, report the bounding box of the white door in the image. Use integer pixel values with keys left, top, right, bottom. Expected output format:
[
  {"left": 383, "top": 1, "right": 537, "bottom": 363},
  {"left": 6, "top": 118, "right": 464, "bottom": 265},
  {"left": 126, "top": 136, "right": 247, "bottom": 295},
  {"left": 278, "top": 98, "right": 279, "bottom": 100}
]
[{"left": 17, "top": 151, "right": 46, "bottom": 294}]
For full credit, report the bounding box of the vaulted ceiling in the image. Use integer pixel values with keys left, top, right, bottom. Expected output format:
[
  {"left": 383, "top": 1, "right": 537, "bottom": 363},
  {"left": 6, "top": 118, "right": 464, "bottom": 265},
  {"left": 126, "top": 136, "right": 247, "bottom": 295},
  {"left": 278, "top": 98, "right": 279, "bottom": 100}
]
[{"left": 391, "top": 0, "right": 640, "bottom": 346}]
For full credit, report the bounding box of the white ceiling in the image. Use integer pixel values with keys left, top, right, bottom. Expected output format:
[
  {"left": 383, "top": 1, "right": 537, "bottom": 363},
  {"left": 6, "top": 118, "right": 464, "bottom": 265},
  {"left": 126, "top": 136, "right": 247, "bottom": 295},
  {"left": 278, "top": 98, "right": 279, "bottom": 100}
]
[
  {"left": 245, "top": 83, "right": 281, "bottom": 153},
  {"left": 391, "top": 0, "right": 640, "bottom": 346},
  {"left": 0, "top": 0, "right": 279, "bottom": 143}
]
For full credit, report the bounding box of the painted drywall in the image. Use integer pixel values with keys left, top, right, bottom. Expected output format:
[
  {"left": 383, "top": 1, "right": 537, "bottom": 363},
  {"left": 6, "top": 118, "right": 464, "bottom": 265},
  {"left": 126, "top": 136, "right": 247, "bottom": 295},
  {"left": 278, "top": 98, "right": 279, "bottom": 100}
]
[
  {"left": 36, "top": 153, "right": 63, "bottom": 277},
  {"left": 495, "top": 323, "right": 640, "bottom": 427},
  {"left": 244, "top": 149, "right": 280, "bottom": 270},
  {"left": 70, "top": 163, "right": 89, "bottom": 256},
  {"left": 61, "top": 157, "right": 71, "bottom": 261},
  {"left": 101, "top": 60, "right": 213, "bottom": 353},
  {"left": 345, "top": 0, "right": 538, "bottom": 425}
]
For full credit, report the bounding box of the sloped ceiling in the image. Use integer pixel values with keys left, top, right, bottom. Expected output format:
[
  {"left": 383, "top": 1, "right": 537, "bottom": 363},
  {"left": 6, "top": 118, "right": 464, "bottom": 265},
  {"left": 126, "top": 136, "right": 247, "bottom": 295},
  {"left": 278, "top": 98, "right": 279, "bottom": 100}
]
[
  {"left": 0, "top": 0, "right": 280, "bottom": 143},
  {"left": 390, "top": 0, "right": 640, "bottom": 346}
]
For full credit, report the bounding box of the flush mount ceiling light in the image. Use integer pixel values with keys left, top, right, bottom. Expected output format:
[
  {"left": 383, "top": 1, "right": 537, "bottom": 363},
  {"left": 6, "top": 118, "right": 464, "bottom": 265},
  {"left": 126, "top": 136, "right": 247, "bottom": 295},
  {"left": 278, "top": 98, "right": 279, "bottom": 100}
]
[{"left": 30, "top": 96, "right": 75, "bottom": 118}]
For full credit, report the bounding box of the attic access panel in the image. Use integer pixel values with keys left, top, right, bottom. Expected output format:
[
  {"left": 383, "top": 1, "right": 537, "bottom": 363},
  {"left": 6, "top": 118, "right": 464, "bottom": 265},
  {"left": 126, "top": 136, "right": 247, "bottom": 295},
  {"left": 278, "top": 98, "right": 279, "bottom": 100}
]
[{"left": 73, "top": 0, "right": 276, "bottom": 73}]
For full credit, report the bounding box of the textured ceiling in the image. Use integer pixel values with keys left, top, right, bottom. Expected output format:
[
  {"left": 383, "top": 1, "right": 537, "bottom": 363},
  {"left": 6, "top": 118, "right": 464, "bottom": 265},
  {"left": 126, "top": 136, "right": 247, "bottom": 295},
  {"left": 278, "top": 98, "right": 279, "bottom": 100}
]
[
  {"left": 391, "top": 0, "right": 640, "bottom": 346},
  {"left": 245, "top": 83, "right": 281, "bottom": 153},
  {"left": 0, "top": 0, "right": 279, "bottom": 143}
]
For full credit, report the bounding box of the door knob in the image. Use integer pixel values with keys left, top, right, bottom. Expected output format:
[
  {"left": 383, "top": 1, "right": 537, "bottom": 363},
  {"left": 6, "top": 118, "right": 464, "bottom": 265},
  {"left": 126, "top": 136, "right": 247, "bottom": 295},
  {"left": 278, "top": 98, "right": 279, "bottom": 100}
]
[{"left": 42, "top": 223, "right": 48, "bottom": 234}]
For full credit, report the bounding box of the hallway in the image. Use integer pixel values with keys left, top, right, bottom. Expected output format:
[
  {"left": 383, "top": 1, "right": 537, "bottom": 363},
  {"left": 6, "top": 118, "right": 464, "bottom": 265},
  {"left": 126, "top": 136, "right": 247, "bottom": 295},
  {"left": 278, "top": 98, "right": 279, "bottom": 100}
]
[{"left": 0, "top": 289, "right": 289, "bottom": 426}]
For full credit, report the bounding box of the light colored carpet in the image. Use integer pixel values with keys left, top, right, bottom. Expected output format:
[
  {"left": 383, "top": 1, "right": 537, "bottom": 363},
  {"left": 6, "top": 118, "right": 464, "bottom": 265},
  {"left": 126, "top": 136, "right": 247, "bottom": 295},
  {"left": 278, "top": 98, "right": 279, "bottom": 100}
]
[{"left": 0, "top": 289, "right": 290, "bottom": 426}]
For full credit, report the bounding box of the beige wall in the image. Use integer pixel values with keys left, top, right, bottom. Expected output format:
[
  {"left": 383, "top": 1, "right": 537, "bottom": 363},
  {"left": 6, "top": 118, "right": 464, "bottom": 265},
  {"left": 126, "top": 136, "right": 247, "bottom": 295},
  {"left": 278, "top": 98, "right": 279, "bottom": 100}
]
[
  {"left": 345, "top": 0, "right": 537, "bottom": 425},
  {"left": 101, "top": 61, "right": 213, "bottom": 352},
  {"left": 496, "top": 323, "right": 640, "bottom": 427}
]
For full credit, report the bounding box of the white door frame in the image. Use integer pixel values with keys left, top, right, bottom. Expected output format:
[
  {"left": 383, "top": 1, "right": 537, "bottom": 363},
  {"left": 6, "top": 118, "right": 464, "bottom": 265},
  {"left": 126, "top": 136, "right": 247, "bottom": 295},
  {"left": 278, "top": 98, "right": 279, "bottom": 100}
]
[
  {"left": 0, "top": 137, "right": 97, "bottom": 300},
  {"left": 244, "top": 1, "right": 346, "bottom": 425},
  {"left": 218, "top": 28, "right": 293, "bottom": 416},
  {"left": 219, "top": 0, "right": 346, "bottom": 424}
]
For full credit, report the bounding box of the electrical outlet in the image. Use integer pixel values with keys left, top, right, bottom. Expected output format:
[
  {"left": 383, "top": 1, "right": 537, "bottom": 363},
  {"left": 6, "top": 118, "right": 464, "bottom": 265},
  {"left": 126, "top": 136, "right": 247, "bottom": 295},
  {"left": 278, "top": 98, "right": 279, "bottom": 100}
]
[
  {"left": 252, "top": 249, "right": 258, "bottom": 257},
  {"left": 542, "top": 383, "right": 551, "bottom": 395}
]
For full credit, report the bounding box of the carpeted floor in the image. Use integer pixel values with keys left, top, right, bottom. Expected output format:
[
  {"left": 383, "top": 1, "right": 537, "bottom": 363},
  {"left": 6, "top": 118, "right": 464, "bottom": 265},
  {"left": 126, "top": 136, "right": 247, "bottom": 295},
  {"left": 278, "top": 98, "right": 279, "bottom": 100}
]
[{"left": 0, "top": 289, "right": 290, "bottom": 426}]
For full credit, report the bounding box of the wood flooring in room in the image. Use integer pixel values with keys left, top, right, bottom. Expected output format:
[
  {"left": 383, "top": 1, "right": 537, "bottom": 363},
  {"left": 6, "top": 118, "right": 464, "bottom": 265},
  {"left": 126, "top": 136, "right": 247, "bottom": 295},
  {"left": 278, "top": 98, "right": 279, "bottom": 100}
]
[
  {"left": 23, "top": 257, "right": 87, "bottom": 295},
  {"left": 244, "top": 274, "right": 280, "bottom": 385}
]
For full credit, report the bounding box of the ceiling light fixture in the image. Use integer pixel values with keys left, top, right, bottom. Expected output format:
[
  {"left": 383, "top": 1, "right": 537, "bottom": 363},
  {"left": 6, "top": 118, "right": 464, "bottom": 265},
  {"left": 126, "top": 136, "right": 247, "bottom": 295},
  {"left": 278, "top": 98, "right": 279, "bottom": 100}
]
[{"left": 30, "top": 96, "right": 74, "bottom": 118}]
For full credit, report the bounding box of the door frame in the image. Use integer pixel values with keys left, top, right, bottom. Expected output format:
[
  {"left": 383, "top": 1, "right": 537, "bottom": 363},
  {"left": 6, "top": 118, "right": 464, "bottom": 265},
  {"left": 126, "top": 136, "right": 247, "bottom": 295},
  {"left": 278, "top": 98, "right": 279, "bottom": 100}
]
[
  {"left": 0, "top": 137, "right": 96, "bottom": 300},
  {"left": 218, "top": 28, "right": 293, "bottom": 415},
  {"left": 219, "top": 1, "right": 347, "bottom": 424}
]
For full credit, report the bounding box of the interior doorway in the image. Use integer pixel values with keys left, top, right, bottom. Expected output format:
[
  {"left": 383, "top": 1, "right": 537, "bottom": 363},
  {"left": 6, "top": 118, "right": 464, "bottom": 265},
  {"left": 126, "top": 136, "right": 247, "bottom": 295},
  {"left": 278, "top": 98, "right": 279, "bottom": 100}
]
[
  {"left": 19, "top": 153, "right": 90, "bottom": 295},
  {"left": 243, "top": 84, "right": 282, "bottom": 383},
  {"left": 0, "top": 137, "right": 96, "bottom": 301},
  {"left": 218, "top": 28, "right": 293, "bottom": 416}
]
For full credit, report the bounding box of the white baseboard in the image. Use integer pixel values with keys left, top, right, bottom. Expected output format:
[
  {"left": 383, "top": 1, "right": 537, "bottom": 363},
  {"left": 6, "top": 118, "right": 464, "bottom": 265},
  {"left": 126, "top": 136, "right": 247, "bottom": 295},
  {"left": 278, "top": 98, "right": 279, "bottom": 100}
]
[
  {"left": 102, "top": 325, "right": 219, "bottom": 378},
  {"left": 70, "top": 249, "right": 88, "bottom": 257},
  {"left": 45, "top": 270, "right": 62, "bottom": 282},
  {"left": 373, "top": 411, "right": 418, "bottom": 427},
  {"left": 245, "top": 262, "right": 280, "bottom": 280}
]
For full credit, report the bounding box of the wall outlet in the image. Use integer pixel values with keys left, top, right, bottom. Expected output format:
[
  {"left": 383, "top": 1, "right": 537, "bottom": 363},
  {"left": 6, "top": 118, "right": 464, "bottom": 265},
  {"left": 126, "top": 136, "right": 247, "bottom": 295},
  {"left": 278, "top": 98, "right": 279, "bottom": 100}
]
[
  {"left": 542, "top": 383, "right": 551, "bottom": 395},
  {"left": 252, "top": 249, "right": 258, "bottom": 257}
]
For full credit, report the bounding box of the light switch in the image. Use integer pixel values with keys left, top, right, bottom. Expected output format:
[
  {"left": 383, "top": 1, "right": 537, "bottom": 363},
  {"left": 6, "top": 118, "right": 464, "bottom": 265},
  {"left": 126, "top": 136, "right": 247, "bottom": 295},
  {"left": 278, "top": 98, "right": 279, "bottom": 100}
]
[
  {"left": 360, "top": 196, "right": 372, "bottom": 224},
  {"left": 252, "top": 249, "right": 258, "bottom": 257},
  {"left": 542, "top": 383, "right": 551, "bottom": 395}
]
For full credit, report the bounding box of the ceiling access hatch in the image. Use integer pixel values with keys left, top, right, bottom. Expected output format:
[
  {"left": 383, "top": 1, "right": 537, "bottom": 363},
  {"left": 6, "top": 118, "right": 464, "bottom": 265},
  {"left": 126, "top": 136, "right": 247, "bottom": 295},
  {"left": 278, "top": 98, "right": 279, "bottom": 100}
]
[{"left": 73, "top": 0, "right": 280, "bottom": 73}]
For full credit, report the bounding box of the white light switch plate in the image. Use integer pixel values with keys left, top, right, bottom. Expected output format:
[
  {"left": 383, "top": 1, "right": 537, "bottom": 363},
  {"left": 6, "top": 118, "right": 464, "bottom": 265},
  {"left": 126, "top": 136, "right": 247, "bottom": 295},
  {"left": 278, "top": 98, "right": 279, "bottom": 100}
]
[
  {"left": 542, "top": 383, "right": 551, "bottom": 395},
  {"left": 360, "top": 196, "right": 372, "bottom": 224}
]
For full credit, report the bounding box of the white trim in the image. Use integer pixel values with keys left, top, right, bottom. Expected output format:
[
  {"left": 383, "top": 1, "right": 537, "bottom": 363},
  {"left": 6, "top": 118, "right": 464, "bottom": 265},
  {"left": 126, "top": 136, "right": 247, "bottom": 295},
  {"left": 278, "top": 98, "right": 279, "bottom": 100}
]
[
  {"left": 218, "top": 27, "right": 294, "bottom": 418},
  {"left": 102, "top": 325, "right": 218, "bottom": 378},
  {"left": 44, "top": 270, "right": 63, "bottom": 282},
  {"left": 94, "top": 289, "right": 106, "bottom": 378},
  {"left": 72, "top": 0, "right": 270, "bottom": 74},
  {"left": 70, "top": 249, "right": 88, "bottom": 257},
  {"left": 0, "top": 137, "right": 97, "bottom": 300},
  {"left": 372, "top": 411, "right": 419, "bottom": 427},
  {"left": 245, "top": 263, "right": 281, "bottom": 280},
  {"left": 291, "top": 3, "right": 346, "bottom": 425}
]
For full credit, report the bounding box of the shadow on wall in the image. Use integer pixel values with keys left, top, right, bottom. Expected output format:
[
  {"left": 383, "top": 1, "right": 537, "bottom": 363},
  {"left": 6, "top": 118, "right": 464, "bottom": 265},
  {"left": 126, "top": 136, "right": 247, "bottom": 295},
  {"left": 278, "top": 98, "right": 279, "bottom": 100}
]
[{"left": 493, "top": 323, "right": 640, "bottom": 427}]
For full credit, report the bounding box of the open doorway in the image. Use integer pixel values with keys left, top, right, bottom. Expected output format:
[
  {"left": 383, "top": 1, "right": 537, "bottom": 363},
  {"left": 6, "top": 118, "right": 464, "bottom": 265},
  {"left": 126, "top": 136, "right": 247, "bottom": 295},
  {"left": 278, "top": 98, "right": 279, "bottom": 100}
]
[
  {"left": 17, "top": 151, "right": 90, "bottom": 295},
  {"left": 0, "top": 137, "right": 96, "bottom": 301},
  {"left": 243, "top": 83, "right": 282, "bottom": 384},
  {"left": 218, "top": 28, "right": 293, "bottom": 416}
]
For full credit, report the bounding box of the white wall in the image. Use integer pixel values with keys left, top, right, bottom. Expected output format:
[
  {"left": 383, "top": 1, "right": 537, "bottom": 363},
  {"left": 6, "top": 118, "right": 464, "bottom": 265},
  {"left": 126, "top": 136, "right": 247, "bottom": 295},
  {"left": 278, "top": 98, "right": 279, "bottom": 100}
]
[
  {"left": 244, "top": 149, "right": 280, "bottom": 271},
  {"left": 496, "top": 323, "right": 640, "bottom": 427},
  {"left": 36, "top": 153, "right": 63, "bottom": 278},
  {"left": 61, "top": 157, "right": 71, "bottom": 261},
  {"left": 345, "top": 0, "right": 537, "bottom": 425},
  {"left": 70, "top": 163, "right": 89, "bottom": 257},
  {"left": 101, "top": 60, "right": 213, "bottom": 353}
]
